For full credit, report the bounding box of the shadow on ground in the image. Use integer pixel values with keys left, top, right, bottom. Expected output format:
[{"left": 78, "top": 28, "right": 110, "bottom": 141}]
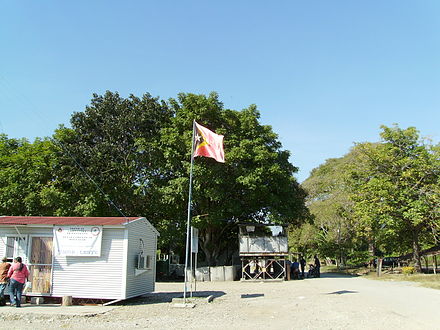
[
  {"left": 326, "top": 290, "right": 359, "bottom": 295},
  {"left": 241, "top": 294, "right": 264, "bottom": 299},
  {"left": 119, "top": 291, "right": 226, "bottom": 306},
  {"left": 318, "top": 272, "right": 359, "bottom": 279}
]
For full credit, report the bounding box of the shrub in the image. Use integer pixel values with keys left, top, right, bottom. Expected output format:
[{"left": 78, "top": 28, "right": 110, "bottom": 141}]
[{"left": 402, "top": 266, "right": 415, "bottom": 275}]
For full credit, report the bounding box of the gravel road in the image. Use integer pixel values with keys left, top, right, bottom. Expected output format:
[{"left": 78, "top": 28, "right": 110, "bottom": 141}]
[{"left": 0, "top": 272, "right": 439, "bottom": 329}]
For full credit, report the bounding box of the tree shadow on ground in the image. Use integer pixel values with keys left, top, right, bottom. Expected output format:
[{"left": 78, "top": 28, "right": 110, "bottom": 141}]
[
  {"left": 118, "top": 290, "right": 226, "bottom": 306},
  {"left": 326, "top": 290, "right": 359, "bottom": 295}
]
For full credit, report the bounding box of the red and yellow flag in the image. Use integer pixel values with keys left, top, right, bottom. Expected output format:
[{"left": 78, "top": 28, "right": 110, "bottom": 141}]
[{"left": 193, "top": 122, "right": 225, "bottom": 163}]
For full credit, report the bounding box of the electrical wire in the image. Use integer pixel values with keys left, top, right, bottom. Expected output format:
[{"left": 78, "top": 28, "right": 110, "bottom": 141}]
[{"left": 0, "top": 74, "right": 127, "bottom": 218}]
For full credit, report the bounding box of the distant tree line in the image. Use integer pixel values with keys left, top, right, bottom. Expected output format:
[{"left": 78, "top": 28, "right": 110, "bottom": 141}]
[
  {"left": 294, "top": 125, "right": 440, "bottom": 271},
  {"left": 0, "top": 91, "right": 308, "bottom": 265}
]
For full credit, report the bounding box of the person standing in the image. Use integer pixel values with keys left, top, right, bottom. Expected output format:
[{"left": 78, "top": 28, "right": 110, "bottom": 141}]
[
  {"left": 299, "top": 255, "right": 306, "bottom": 278},
  {"left": 7, "top": 257, "right": 29, "bottom": 307},
  {"left": 0, "top": 257, "right": 11, "bottom": 301},
  {"left": 314, "top": 255, "right": 321, "bottom": 278},
  {"left": 291, "top": 259, "right": 300, "bottom": 279}
]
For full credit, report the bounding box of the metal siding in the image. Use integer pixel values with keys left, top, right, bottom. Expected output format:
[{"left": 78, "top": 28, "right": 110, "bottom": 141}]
[
  {"left": 241, "top": 236, "right": 289, "bottom": 254},
  {"left": 239, "top": 237, "right": 248, "bottom": 254},
  {"left": 121, "top": 229, "right": 129, "bottom": 298},
  {"left": 0, "top": 227, "right": 52, "bottom": 236},
  {"left": 125, "top": 219, "right": 157, "bottom": 298},
  {"left": 0, "top": 236, "right": 5, "bottom": 257},
  {"left": 52, "top": 228, "right": 125, "bottom": 299},
  {"left": 0, "top": 227, "right": 52, "bottom": 264}
]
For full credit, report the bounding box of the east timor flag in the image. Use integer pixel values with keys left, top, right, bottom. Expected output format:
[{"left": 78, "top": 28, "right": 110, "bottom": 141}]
[{"left": 193, "top": 121, "right": 225, "bottom": 163}]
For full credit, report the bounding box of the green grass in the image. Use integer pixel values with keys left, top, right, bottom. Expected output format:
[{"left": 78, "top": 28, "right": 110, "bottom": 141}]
[
  {"left": 323, "top": 265, "right": 440, "bottom": 290},
  {"left": 364, "top": 273, "right": 440, "bottom": 290}
]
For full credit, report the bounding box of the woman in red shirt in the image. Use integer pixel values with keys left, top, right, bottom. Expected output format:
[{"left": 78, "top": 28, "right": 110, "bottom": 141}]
[{"left": 7, "top": 257, "right": 29, "bottom": 307}]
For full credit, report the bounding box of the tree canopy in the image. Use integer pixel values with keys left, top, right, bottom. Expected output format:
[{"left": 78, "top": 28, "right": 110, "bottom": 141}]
[
  {"left": 0, "top": 91, "right": 307, "bottom": 265},
  {"left": 0, "top": 135, "right": 63, "bottom": 215},
  {"left": 151, "top": 92, "right": 308, "bottom": 264},
  {"left": 297, "top": 152, "right": 363, "bottom": 264},
  {"left": 349, "top": 125, "right": 440, "bottom": 270},
  {"left": 53, "top": 91, "right": 172, "bottom": 217},
  {"left": 298, "top": 125, "right": 440, "bottom": 270}
]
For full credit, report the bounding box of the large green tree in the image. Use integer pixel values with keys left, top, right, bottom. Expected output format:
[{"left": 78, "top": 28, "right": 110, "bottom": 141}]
[
  {"left": 299, "top": 153, "right": 365, "bottom": 264},
  {"left": 54, "top": 91, "right": 172, "bottom": 217},
  {"left": 349, "top": 125, "right": 440, "bottom": 271},
  {"left": 0, "top": 135, "right": 68, "bottom": 215},
  {"left": 147, "top": 92, "right": 308, "bottom": 265},
  {"left": 299, "top": 125, "right": 439, "bottom": 268}
]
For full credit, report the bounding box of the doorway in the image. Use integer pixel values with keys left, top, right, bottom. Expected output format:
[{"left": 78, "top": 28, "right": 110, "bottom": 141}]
[{"left": 28, "top": 237, "right": 53, "bottom": 294}]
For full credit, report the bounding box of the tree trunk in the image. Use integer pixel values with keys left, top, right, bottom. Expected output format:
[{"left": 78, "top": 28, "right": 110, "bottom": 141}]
[
  {"left": 412, "top": 229, "right": 422, "bottom": 273},
  {"left": 199, "top": 227, "right": 221, "bottom": 266},
  {"left": 198, "top": 223, "right": 235, "bottom": 266}
]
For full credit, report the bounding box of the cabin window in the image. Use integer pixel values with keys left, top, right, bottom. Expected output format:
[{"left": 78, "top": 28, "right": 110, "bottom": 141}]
[
  {"left": 135, "top": 238, "right": 152, "bottom": 270},
  {"left": 3, "top": 236, "right": 27, "bottom": 261},
  {"left": 6, "top": 237, "right": 15, "bottom": 259}
]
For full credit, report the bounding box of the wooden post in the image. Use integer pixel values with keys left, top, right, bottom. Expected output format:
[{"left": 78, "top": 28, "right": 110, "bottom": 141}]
[
  {"left": 62, "top": 296, "right": 73, "bottom": 306},
  {"left": 434, "top": 255, "right": 437, "bottom": 275},
  {"left": 286, "top": 262, "right": 291, "bottom": 281},
  {"left": 377, "top": 258, "right": 383, "bottom": 277}
]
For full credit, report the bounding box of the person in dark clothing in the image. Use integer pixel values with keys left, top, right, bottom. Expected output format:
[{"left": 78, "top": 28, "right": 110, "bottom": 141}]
[
  {"left": 299, "top": 255, "right": 306, "bottom": 278},
  {"left": 314, "top": 255, "right": 321, "bottom": 278},
  {"left": 291, "top": 259, "right": 300, "bottom": 279}
]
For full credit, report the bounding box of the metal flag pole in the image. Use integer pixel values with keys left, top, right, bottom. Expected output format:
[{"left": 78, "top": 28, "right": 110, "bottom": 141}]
[
  {"left": 190, "top": 227, "right": 193, "bottom": 298},
  {"left": 183, "top": 120, "right": 196, "bottom": 302}
]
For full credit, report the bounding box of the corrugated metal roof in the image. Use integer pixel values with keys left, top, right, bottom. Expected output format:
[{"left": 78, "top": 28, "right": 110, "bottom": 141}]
[{"left": 0, "top": 216, "right": 141, "bottom": 226}]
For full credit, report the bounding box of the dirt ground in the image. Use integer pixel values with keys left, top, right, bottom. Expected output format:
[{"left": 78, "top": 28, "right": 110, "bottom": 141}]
[{"left": 0, "top": 272, "right": 439, "bottom": 329}]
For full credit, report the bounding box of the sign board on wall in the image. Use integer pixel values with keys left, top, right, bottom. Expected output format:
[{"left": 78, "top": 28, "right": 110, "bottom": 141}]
[{"left": 54, "top": 225, "right": 103, "bottom": 257}]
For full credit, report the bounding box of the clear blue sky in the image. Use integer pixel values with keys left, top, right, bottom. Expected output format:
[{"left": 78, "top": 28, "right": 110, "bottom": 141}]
[{"left": 1, "top": 1, "right": 439, "bottom": 182}]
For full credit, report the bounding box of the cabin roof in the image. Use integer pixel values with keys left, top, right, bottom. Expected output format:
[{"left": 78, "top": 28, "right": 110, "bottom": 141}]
[{"left": 0, "top": 216, "right": 141, "bottom": 226}]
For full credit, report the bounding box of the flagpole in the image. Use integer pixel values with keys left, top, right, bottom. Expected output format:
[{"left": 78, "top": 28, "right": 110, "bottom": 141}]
[{"left": 184, "top": 120, "right": 196, "bottom": 302}]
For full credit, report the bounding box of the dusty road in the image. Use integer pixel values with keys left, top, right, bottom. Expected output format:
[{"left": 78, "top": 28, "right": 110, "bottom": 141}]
[{"left": 0, "top": 273, "right": 439, "bottom": 329}]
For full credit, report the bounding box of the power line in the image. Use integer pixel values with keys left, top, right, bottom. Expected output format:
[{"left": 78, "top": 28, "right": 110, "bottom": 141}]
[
  {"left": 0, "top": 74, "right": 127, "bottom": 218},
  {"left": 51, "top": 137, "right": 127, "bottom": 218}
]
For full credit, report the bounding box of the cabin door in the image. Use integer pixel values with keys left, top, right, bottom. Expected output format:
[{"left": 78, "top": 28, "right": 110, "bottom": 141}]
[{"left": 28, "top": 237, "right": 53, "bottom": 294}]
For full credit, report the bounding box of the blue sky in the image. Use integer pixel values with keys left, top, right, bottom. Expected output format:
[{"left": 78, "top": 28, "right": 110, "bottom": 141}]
[{"left": 1, "top": 1, "right": 439, "bottom": 182}]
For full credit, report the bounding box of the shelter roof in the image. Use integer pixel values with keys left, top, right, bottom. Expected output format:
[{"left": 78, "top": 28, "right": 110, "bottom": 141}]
[
  {"left": 0, "top": 216, "right": 141, "bottom": 226},
  {"left": 399, "top": 244, "right": 440, "bottom": 259}
]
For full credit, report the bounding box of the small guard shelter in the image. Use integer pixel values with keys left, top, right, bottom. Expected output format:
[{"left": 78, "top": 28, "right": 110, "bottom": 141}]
[
  {"left": 0, "top": 216, "right": 159, "bottom": 301},
  {"left": 239, "top": 223, "right": 288, "bottom": 280}
]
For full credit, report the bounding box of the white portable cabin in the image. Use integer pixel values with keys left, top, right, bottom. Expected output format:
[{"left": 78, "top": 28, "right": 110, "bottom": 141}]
[{"left": 0, "top": 216, "right": 159, "bottom": 301}]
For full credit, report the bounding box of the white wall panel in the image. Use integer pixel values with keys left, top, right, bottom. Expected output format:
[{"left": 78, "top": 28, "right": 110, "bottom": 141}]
[
  {"left": 52, "top": 228, "right": 125, "bottom": 299},
  {"left": 125, "top": 219, "right": 157, "bottom": 298}
]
